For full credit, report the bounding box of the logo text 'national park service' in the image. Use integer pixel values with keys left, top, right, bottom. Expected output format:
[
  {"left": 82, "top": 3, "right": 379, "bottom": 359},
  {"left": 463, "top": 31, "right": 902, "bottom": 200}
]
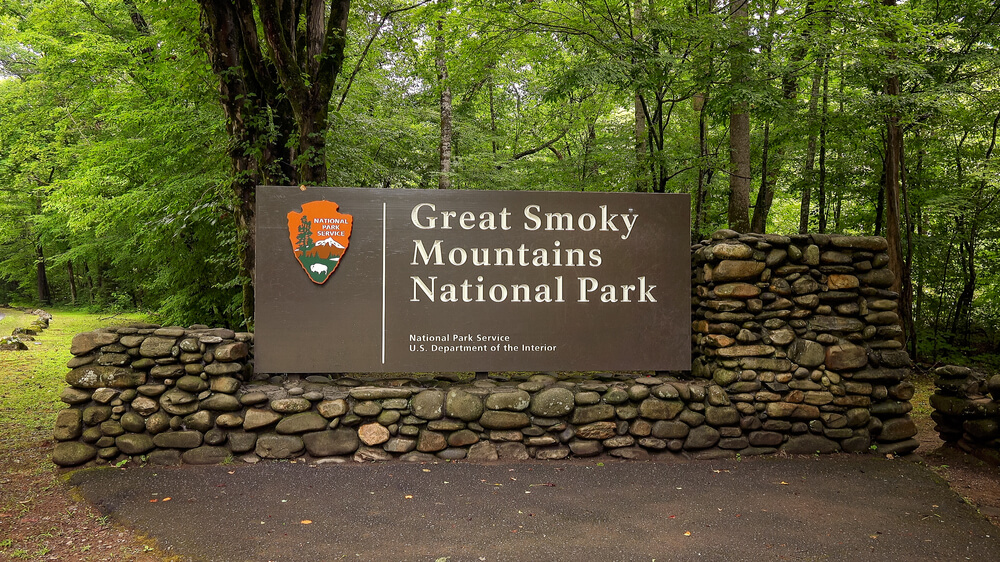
[{"left": 287, "top": 201, "right": 353, "bottom": 284}]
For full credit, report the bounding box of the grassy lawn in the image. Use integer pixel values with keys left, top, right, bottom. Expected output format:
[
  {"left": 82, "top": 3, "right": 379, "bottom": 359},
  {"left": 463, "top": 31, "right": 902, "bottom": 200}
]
[{"left": 0, "top": 308, "right": 165, "bottom": 561}]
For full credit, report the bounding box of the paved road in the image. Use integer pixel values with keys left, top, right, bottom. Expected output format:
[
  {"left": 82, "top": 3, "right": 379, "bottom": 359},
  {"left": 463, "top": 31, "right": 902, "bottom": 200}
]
[{"left": 70, "top": 455, "right": 1000, "bottom": 562}]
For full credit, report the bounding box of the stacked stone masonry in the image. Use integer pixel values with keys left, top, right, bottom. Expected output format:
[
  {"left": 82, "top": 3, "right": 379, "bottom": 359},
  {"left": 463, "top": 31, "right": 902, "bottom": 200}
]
[
  {"left": 51, "top": 230, "right": 918, "bottom": 467},
  {"left": 691, "top": 230, "right": 917, "bottom": 457},
  {"left": 930, "top": 365, "right": 1000, "bottom": 465}
]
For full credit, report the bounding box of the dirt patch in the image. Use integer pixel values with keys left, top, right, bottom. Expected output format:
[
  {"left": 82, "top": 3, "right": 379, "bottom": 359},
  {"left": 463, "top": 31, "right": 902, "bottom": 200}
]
[
  {"left": 911, "top": 404, "right": 1000, "bottom": 528},
  {"left": 0, "top": 427, "right": 165, "bottom": 561}
]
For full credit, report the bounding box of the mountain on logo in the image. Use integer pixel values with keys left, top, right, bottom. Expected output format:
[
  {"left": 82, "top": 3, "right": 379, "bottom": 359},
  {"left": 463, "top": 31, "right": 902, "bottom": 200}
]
[
  {"left": 316, "top": 237, "right": 345, "bottom": 249},
  {"left": 286, "top": 201, "right": 353, "bottom": 285}
]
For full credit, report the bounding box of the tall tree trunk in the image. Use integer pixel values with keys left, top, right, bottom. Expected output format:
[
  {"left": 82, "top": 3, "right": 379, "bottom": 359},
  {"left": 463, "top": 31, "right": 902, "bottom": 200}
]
[
  {"left": 693, "top": 95, "right": 709, "bottom": 241},
  {"left": 883, "top": 0, "right": 906, "bottom": 345},
  {"left": 798, "top": 67, "right": 822, "bottom": 233},
  {"left": 436, "top": 14, "right": 452, "bottom": 189},
  {"left": 818, "top": 59, "right": 829, "bottom": 233},
  {"left": 750, "top": 120, "right": 774, "bottom": 233},
  {"left": 67, "top": 260, "right": 77, "bottom": 305},
  {"left": 727, "top": 0, "right": 751, "bottom": 232},
  {"left": 35, "top": 244, "right": 50, "bottom": 306},
  {"left": 633, "top": 0, "right": 648, "bottom": 193}
]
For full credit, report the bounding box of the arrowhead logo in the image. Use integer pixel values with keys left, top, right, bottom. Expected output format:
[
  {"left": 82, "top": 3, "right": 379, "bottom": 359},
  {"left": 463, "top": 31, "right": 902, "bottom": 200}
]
[{"left": 286, "top": 201, "right": 353, "bottom": 284}]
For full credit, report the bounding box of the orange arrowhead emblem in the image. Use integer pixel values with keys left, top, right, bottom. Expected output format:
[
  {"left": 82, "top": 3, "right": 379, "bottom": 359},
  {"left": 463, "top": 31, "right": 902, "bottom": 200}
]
[{"left": 286, "top": 200, "right": 353, "bottom": 284}]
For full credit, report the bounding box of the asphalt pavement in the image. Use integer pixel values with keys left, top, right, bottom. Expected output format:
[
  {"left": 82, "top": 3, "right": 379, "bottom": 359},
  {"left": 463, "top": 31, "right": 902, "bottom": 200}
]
[{"left": 69, "top": 454, "right": 1000, "bottom": 562}]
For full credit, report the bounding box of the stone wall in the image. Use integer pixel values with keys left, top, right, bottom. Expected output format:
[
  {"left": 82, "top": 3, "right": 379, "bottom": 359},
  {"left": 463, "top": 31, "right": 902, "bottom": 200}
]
[
  {"left": 930, "top": 365, "right": 1000, "bottom": 465},
  {"left": 691, "top": 230, "right": 917, "bottom": 456},
  {"left": 51, "top": 230, "right": 918, "bottom": 468}
]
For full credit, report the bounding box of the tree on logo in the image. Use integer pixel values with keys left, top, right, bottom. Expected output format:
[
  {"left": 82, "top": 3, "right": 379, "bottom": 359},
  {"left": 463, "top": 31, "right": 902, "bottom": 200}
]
[{"left": 296, "top": 216, "right": 313, "bottom": 251}]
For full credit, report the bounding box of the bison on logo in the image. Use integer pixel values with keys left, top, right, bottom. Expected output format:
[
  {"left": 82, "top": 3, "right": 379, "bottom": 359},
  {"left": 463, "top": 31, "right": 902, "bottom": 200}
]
[{"left": 286, "top": 201, "right": 353, "bottom": 284}]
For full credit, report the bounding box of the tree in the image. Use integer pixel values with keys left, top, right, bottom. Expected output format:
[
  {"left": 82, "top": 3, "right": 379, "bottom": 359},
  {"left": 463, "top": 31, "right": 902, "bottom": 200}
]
[{"left": 196, "top": 0, "right": 352, "bottom": 326}]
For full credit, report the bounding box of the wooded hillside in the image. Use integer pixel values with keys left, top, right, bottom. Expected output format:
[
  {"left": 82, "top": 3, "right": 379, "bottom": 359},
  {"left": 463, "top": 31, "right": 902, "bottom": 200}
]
[{"left": 1, "top": 0, "right": 997, "bottom": 365}]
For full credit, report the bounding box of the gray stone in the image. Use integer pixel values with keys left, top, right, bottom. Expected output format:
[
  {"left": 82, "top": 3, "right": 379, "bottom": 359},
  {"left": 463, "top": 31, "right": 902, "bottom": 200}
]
[
  {"left": 214, "top": 342, "right": 248, "bottom": 361},
  {"left": 270, "top": 398, "right": 312, "bottom": 414},
  {"left": 377, "top": 410, "right": 401, "bottom": 425},
  {"left": 139, "top": 336, "right": 176, "bottom": 358},
  {"left": 639, "top": 398, "right": 683, "bottom": 420},
  {"left": 150, "top": 364, "right": 185, "bottom": 378},
  {"left": 705, "top": 406, "right": 740, "bottom": 426},
  {"left": 182, "top": 410, "right": 214, "bottom": 432},
  {"left": 199, "top": 361, "right": 241, "bottom": 377},
  {"left": 303, "top": 428, "right": 360, "bottom": 456},
  {"left": 159, "top": 389, "right": 199, "bottom": 416},
  {"left": 411, "top": 390, "right": 445, "bottom": 420},
  {"left": 448, "top": 429, "right": 479, "bottom": 447},
  {"left": 145, "top": 410, "right": 170, "bottom": 434},
  {"left": 256, "top": 434, "right": 304, "bottom": 458},
  {"left": 571, "top": 404, "right": 615, "bottom": 424},
  {"left": 354, "top": 400, "right": 382, "bottom": 417},
  {"left": 467, "top": 441, "right": 499, "bottom": 461},
  {"left": 485, "top": 390, "right": 531, "bottom": 411},
  {"left": 182, "top": 446, "right": 230, "bottom": 465},
  {"left": 569, "top": 440, "right": 603, "bottom": 457},
  {"left": 66, "top": 365, "right": 145, "bottom": 389},
  {"left": 59, "top": 387, "right": 93, "bottom": 405},
  {"left": 383, "top": 437, "right": 417, "bottom": 454},
  {"left": 204, "top": 428, "right": 227, "bottom": 446},
  {"left": 712, "top": 260, "right": 765, "bottom": 282},
  {"left": 52, "top": 442, "right": 97, "bottom": 467},
  {"left": 54, "top": 409, "right": 83, "bottom": 441},
  {"left": 120, "top": 412, "right": 146, "bottom": 433},
  {"left": 575, "top": 421, "right": 617, "bottom": 440},
  {"left": 131, "top": 396, "right": 159, "bottom": 416},
  {"left": 153, "top": 430, "right": 203, "bottom": 449},
  {"left": 878, "top": 416, "right": 917, "bottom": 442},
  {"left": 227, "top": 431, "right": 257, "bottom": 453},
  {"left": 788, "top": 339, "right": 825, "bottom": 368},
  {"left": 479, "top": 410, "right": 530, "bottom": 429},
  {"left": 244, "top": 408, "right": 283, "bottom": 430},
  {"left": 115, "top": 433, "right": 154, "bottom": 455},
  {"left": 427, "top": 419, "right": 465, "bottom": 431},
  {"left": 71, "top": 331, "right": 120, "bottom": 355},
  {"left": 437, "top": 448, "right": 468, "bottom": 460},
  {"left": 445, "top": 389, "right": 484, "bottom": 421},
  {"left": 496, "top": 442, "right": 530, "bottom": 460},
  {"left": 683, "top": 426, "right": 720, "bottom": 450},
  {"left": 137, "top": 384, "right": 167, "bottom": 397},
  {"left": 317, "top": 399, "right": 349, "bottom": 418},
  {"left": 210, "top": 377, "right": 241, "bottom": 394},
  {"left": 416, "top": 429, "right": 447, "bottom": 452},
  {"left": 782, "top": 434, "right": 840, "bottom": 454},
  {"left": 199, "top": 393, "right": 241, "bottom": 412},
  {"left": 176, "top": 375, "right": 208, "bottom": 392},
  {"left": 354, "top": 446, "right": 393, "bottom": 462},
  {"left": 349, "top": 387, "right": 414, "bottom": 400},
  {"left": 148, "top": 449, "right": 183, "bottom": 466},
  {"left": 400, "top": 451, "right": 438, "bottom": 462},
  {"left": 82, "top": 405, "right": 112, "bottom": 425},
  {"left": 651, "top": 420, "right": 689, "bottom": 439},
  {"left": 276, "top": 412, "right": 328, "bottom": 435},
  {"left": 535, "top": 445, "right": 571, "bottom": 460},
  {"left": 530, "top": 387, "right": 575, "bottom": 417},
  {"left": 809, "top": 316, "right": 865, "bottom": 333}
]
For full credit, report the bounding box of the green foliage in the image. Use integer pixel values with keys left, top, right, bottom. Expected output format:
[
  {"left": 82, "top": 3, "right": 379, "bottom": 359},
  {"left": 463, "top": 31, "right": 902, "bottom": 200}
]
[{"left": 0, "top": 0, "right": 997, "bottom": 355}]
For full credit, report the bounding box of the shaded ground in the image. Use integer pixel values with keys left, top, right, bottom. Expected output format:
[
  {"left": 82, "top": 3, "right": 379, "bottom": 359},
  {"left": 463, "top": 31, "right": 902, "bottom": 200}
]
[{"left": 69, "top": 456, "right": 1000, "bottom": 562}]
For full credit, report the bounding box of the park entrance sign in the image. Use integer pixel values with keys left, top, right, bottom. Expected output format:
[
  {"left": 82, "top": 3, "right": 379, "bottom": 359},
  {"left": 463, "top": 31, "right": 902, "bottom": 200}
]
[{"left": 255, "top": 186, "right": 690, "bottom": 373}]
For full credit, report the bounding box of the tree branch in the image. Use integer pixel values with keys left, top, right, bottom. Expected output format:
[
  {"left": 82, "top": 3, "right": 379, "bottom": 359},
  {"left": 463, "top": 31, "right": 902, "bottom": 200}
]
[{"left": 512, "top": 129, "right": 568, "bottom": 160}]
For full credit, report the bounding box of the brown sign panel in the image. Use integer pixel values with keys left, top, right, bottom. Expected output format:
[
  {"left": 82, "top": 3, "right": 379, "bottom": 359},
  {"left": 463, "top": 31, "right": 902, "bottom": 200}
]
[{"left": 255, "top": 186, "right": 690, "bottom": 373}]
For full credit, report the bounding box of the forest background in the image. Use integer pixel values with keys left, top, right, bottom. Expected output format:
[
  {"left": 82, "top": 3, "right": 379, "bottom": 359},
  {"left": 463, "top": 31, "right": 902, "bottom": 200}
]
[{"left": 1, "top": 0, "right": 998, "bottom": 367}]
